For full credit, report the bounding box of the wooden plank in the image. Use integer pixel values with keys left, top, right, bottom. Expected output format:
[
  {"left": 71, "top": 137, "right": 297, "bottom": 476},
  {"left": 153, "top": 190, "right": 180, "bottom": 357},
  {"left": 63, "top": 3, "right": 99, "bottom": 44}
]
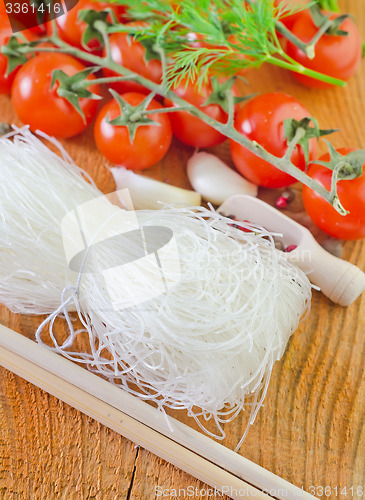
[{"left": 0, "top": 323, "right": 318, "bottom": 500}]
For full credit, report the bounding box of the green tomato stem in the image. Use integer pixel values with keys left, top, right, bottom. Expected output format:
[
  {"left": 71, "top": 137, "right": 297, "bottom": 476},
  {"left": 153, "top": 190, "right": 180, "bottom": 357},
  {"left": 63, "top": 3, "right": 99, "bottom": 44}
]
[
  {"left": 81, "top": 76, "right": 134, "bottom": 86},
  {"left": 275, "top": 16, "right": 334, "bottom": 61},
  {"left": 275, "top": 21, "right": 314, "bottom": 58},
  {"left": 139, "top": 106, "right": 192, "bottom": 115},
  {"left": 306, "top": 17, "right": 333, "bottom": 53},
  {"left": 329, "top": 161, "right": 348, "bottom": 215},
  {"left": 284, "top": 127, "right": 306, "bottom": 160},
  {"left": 94, "top": 20, "right": 112, "bottom": 59}
]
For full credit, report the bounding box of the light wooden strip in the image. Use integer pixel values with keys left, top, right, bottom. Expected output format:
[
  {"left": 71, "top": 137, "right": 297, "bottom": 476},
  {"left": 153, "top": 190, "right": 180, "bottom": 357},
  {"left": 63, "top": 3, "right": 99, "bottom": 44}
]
[{"left": 0, "top": 323, "right": 317, "bottom": 500}]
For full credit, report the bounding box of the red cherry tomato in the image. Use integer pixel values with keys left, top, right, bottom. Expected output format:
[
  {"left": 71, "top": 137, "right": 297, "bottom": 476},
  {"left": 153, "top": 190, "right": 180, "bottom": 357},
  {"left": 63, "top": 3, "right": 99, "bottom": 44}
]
[
  {"left": 102, "top": 22, "right": 162, "bottom": 94},
  {"left": 94, "top": 92, "right": 172, "bottom": 170},
  {"left": 302, "top": 149, "right": 365, "bottom": 240},
  {"left": 286, "top": 10, "right": 362, "bottom": 88},
  {"left": 0, "top": 15, "right": 37, "bottom": 94},
  {"left": 11, "top": 52, "right": 100, "bottom": 138},
  {"left": 164, "top": 77, "right": 229, "bottom": 148},
  {"left": 230, "top": 93, "right": 317, "bottom": 188},
  {"left": 51, "top": 0, "right": 122, "bottom": 54},
  {"left": 274, "top": 0, "right": 310, "bottom": 30}
]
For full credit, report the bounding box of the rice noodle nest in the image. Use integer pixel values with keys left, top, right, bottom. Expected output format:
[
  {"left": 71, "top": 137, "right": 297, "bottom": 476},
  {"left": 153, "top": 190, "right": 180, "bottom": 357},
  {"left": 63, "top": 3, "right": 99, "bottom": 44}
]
[{"left": 0, "top": 127, "right": 311, "bottom": 446}]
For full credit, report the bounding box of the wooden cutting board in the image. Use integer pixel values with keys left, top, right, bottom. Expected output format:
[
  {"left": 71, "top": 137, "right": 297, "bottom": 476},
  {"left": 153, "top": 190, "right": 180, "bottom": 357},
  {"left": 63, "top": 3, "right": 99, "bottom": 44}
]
[{"left": 0, "top": 1, "right": 364, "bottom": 497}]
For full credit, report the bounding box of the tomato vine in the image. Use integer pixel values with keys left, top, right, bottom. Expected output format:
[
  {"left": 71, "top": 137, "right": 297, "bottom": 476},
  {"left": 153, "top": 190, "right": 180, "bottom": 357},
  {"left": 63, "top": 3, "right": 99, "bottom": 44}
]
[{"left": 1, "top": 0, "right": 364, "bottom": 215}]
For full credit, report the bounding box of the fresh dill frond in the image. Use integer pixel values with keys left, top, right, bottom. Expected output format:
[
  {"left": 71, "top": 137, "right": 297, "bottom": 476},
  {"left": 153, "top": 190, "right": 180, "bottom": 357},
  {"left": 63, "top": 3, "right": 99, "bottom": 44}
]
[
  {"left": 106, "top": 0, "right": 342, "bottom": 88},
  {"left": 274, "top": 0, "right": 309, "bottom": 20}
]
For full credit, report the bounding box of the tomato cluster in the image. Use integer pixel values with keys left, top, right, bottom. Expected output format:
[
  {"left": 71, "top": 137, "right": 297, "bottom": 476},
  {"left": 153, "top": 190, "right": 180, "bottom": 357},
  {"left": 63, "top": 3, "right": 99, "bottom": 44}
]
[
  {"left": 285, "top": 10, "right": 362, "bottom": 89},
  {"left": 0, "top": 0, "right": 363, "bottom": 239},
  {"left": 276, "top": 0, "right": 362, "bottom": 88}
]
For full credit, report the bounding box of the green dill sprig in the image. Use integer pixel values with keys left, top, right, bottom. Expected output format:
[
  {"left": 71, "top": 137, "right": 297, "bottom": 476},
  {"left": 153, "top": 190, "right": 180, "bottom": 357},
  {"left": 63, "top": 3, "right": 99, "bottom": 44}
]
[
  {"left": 108, "top": 0, "right": 346, "bottom": 88},
  {"left": 274, "top": 0, "right": 309, "bottom": 19}
]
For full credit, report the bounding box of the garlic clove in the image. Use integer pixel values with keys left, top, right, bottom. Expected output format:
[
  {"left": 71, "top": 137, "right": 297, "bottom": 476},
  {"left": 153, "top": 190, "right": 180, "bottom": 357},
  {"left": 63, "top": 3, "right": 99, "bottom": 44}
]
[
  {"left": 187, "top": 152, "right": 257, "bottom": 206},
  {"left": 111, "top": 167, "right": 201, "bottom": 210}
]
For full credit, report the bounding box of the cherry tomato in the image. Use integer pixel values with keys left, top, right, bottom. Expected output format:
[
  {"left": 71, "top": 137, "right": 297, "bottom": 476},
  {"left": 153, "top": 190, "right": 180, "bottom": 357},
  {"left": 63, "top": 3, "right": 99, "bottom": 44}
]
[
  {"left": 0, "top": 15, "right": 37, "bottom": 94},
  {"left": 51, "top": 0, "right": 122, "bottom": 54},
  {"left": 11, "top": 52, "right": 100, "bottom": 138},
  {"left": 230, "top": 93, "right": 317, "bottom": 188},
  {"left": 164, "top": 77, "right": 230, "bottom": 148},
  {"left": 302, "top": 149, "right": 365, "bottom": 240},
  {"left": 94, "top": 92, "right": 172, "bottom": 170},
  {"left": 102, "top": 22, "right": 162, "bottom": 94},
  {"left": 286, "top": 10, "right": 362, "bottom": 88},
  {"left": 274, "top": 0, "right": 310, "bottom": 30}
]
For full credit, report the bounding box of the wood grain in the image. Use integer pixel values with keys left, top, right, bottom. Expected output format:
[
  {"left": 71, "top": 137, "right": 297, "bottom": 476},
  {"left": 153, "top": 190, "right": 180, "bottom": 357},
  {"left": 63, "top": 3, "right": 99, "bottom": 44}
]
[{"left": 1, "top": 0, "right": 364, "bottom": 498}]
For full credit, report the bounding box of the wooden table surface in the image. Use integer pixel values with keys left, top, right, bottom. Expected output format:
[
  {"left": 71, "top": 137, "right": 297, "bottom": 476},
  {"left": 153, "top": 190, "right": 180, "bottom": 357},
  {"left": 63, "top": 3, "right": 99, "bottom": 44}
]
[{"left": 0, "top": 1, "right": 364, "bottom": 498}]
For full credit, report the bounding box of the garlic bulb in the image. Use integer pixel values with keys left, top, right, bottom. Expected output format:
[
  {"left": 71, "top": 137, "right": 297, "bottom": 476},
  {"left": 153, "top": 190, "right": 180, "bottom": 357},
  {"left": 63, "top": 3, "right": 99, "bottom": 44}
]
[{"left": 187, "top": 152, "right": 257, "bottom": 205}]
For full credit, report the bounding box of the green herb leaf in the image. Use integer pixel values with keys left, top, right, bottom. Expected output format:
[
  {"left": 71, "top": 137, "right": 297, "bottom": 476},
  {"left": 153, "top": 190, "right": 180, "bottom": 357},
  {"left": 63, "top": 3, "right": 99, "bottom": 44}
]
[
  {"left": 120, "top": 0, "right": 280, "bottom": 88},
  {"left": 114, "top": 0, "right": 346, "bottom": 89}
]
